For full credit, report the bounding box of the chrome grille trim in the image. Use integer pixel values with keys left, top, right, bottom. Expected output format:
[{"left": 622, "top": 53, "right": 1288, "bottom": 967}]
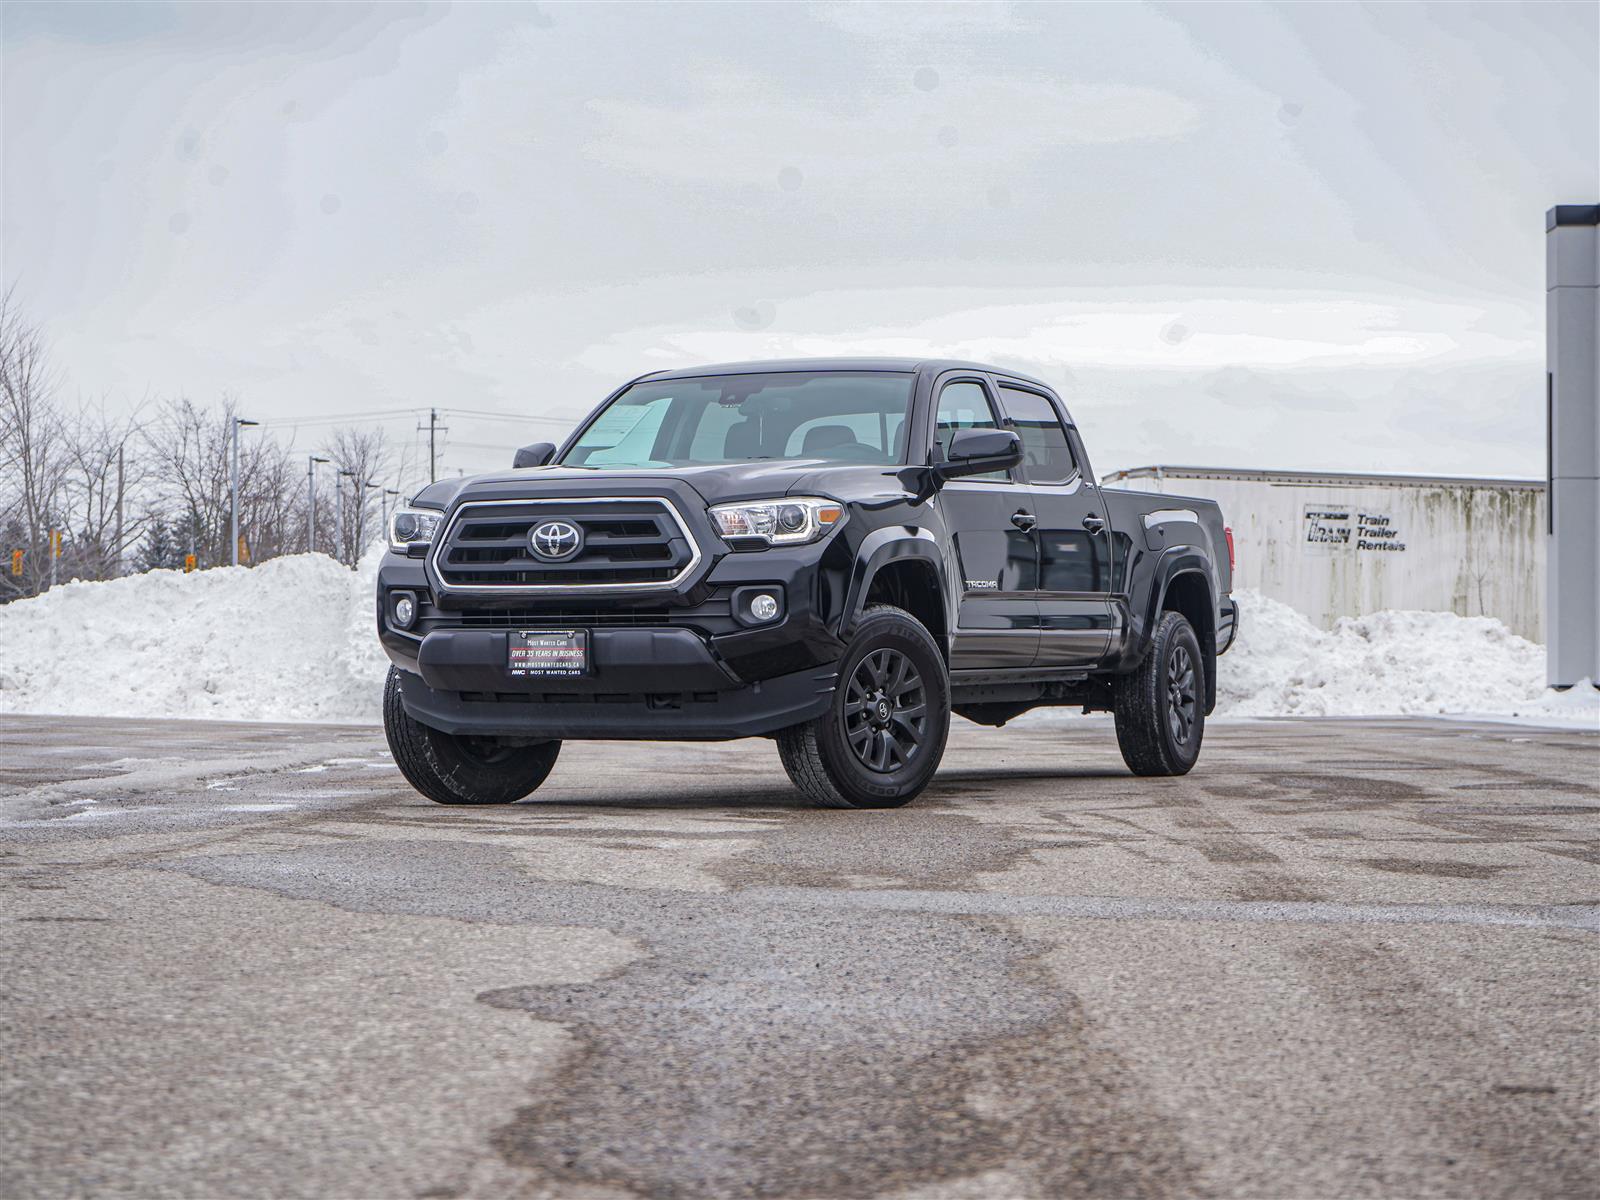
[{"left": 426, "top": 496, "right": 704, "bottom": 595}]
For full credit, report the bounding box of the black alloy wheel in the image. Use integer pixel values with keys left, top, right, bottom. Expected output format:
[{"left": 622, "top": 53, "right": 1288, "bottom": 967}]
[
  {"left": 776, "top": 604, "right": 950, "bottom": 808},
  {"left": 1165, "top": 642, "right": 1198, "bottom": 745},
  {"left": 843, "top": 647, "right": 929, "bottom": 774}
]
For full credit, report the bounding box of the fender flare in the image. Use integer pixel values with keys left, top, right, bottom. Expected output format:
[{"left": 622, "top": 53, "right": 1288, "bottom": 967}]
[
  {"left": 1143, "top": 548, "right": 1218, "bottom": 637},
  {"left": 1144, "top": 547, "right": 1220, "bottom": 713},
  {"left": 839, "top": 526, "right": 951, "bottom": 646}
]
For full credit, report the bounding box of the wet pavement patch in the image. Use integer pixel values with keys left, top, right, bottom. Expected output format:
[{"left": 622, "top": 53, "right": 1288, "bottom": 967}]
[
  {"left": 173, "top": 840, "right": 1198, "bottom": 1198},
  {"left": 1357, "top": 857, "right": 1511, "bottom": 879}
]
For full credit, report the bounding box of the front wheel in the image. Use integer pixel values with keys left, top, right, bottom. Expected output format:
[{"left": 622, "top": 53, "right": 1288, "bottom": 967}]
[
  {"left": 777, "top": 605, "right": 950, "bottom": 808},
  {"left": 1113, "top": 611, "right": 1205, "bottom": 776},
  {"left": 383, "top": 668, "right": 561, "bottom": 805}
]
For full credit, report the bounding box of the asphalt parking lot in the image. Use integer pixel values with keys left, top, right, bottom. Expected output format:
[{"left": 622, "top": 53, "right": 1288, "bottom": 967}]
[{"left": 2, "top": 713, "right": 1596, "bottom": 1200}]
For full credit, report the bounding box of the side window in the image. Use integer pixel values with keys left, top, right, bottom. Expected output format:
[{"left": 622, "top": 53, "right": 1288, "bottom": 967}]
[
  {"left": 935, "top": 380, "right": 1008, "bottom": 481},
  {"left": 999, "top": 386, "right": 1077, "bottom": 485}
]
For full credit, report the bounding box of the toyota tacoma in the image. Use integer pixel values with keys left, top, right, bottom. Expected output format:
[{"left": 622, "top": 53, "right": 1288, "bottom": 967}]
[{"left": 377, "top": 359, "right": 1238, "bottom": 808}]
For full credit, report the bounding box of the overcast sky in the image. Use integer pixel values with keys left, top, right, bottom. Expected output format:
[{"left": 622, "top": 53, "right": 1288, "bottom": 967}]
[{"left": 4, "top": 1, "right": 1596, "bottom": 485}]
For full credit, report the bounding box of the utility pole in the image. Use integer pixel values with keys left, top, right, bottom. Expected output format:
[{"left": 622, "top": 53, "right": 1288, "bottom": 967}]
[
  {"left": 418, "top": 408, "right": 447, "bottom": 484},
  {"left": 335, "top": 469, "right": 353, "bottom": 566},
  {"left": 114, "top": 445, "right": 124, "bottom": 579},
  {"left": 353, "top": 475, "right": 377, "bottom": 557},
  {"left": 307, "top": 455, "right": 329, "bottom": 553},
  {"left": 230, "top": 416, "right": 259, "bottom": 567}
]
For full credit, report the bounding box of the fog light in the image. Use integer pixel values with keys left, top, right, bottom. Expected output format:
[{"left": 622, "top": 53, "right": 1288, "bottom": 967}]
[
  {"left": 393, "top": 593, "right": 416, "bottom": 629},
  {"left": 749, "top": 592, "right": 781, "bottom": 622}
]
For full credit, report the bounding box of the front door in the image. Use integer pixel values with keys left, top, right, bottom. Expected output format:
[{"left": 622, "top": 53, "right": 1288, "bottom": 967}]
[
  {"left": 931, "top": 375, "right": 1038, "bottom": 670},
  {"left": 994, "top": 382, "right": 1114, "bottom": 667}
]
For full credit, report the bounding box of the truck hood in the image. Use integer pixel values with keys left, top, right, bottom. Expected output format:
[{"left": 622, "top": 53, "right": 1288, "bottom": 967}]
[{"left": 411, "top": 460, "right": 915, "bottom": 511}]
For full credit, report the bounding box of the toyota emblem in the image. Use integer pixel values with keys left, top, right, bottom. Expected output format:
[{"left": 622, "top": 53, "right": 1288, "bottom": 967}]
[{"left": 528, "top": 520, "right": 584, "bottom": 562}]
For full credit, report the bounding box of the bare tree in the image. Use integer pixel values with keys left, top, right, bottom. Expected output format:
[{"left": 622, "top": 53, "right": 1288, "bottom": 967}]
[
  {"left": 141, "top": 394, "right": 300, "bottom": 569},
  {"left": 2, "top": 291, "right": 400, "bottom": 585},
  {"left": 0, "top": 290, "right": 68, "bottom": 598},
  {"left": 60, "top": 400, "right": 153, "bottom": 580},
  {"left": 323, "top": 427, "right": 389, "bottom": 566}
]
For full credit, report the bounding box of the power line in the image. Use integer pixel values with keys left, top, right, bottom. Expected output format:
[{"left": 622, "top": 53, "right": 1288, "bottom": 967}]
[
  {"left": 439, "top": 440, "right": 526, "bottom": 451},
  {"left": 440, "top": 407, "right": 575, "bottom": 426},
  {"left": 259, "top": 408, "right": 423, "bottom": 429}
]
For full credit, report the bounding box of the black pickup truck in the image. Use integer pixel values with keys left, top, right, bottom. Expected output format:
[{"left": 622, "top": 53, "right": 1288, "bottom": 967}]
[{"left": 376, "top": 359, "right": 1238, "bottom": 809}]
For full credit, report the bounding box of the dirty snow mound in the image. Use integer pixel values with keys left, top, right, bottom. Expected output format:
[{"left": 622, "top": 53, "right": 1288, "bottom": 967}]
[
  {"left": 0, "top": 568, "right": 1594, "bottom": 728},
  {"left": 1218, "top": 590, "right": 1596, "bottom": 724},
  {"left": 0, "top": 549, "right": 388, "bottom": 724}
]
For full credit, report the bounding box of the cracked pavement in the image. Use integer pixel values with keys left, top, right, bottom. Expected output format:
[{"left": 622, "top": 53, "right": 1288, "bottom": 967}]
[{"left": 2, "top": 713, "right": 1596, "bottom": 1199}]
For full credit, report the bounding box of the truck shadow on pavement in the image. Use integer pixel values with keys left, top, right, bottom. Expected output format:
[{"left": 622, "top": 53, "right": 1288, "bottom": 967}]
[{"left": 519, "top": 766, "right": 1140, "bottom": 811}]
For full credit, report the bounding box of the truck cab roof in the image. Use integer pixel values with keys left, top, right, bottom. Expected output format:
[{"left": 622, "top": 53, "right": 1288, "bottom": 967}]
[{"left": 636, "top": 357, "right": 1058, "bottom": 393}]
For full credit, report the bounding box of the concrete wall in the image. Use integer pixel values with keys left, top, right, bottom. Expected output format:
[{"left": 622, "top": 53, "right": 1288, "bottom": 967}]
[{"left": 1110, "top": 472, "right": 1546, "bottom": 641}]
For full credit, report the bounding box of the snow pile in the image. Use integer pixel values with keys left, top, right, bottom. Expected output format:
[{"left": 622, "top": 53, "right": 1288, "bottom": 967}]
[
  {"left": 0, "top": 564, "right": 1594, "bottom": 729},
  {"left": 1218, "top": 590, "right": 1598, "bottom": 726},
  {"left": 0, "top": 550, "right": 389, "bottom": 724}
]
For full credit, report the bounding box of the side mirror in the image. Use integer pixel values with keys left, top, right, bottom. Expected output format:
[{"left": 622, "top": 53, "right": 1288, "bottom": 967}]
[
  {"left": 513, "top": 442, "right": 556, "bottom": 469},
  {"left": 937, "top": 428, "right": 1022, "bottom": 480}
]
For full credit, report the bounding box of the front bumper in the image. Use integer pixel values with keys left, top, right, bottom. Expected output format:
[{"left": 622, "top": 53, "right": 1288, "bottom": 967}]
[
  {"left": 376, "top": 538, "right": 850, "bottom": 740},
  {"left": 391, "top": 658, "right": 837, "bottom": 740}
]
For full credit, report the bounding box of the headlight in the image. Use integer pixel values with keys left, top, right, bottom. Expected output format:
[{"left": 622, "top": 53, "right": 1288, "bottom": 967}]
[
  {"left": 709, "top": 497, "right": 844, "bottom": 546},
  {"left": 388, "top": 506, "right": 443, "bottom": 553}
]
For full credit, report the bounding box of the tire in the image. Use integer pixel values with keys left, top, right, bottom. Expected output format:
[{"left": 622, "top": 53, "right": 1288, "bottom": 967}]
[
  {"left": 1113, "top": 611, "right": 1205, "bottom": 777},
  {"left": 777, "top": 605, "right": 950, "bottom": 809},
  {"left": 382, "top": 667, "right": 561, "bottom": 805}
]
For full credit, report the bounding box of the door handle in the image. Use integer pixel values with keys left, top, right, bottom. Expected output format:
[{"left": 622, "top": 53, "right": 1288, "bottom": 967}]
[
  {"left": 1010, "top": 510, "right": 1037, "bottom": 532},
  {"left": 1082, "top": 513, "right": 1107, "bottom": 535}
]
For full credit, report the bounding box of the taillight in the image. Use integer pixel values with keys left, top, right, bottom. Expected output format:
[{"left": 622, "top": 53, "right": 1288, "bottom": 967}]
[{"left": 1224, "top": 526, "right": 1235, "bottom": 571}]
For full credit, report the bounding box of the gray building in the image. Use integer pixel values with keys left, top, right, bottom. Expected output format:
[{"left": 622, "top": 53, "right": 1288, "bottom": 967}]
[{"left": 1104, "top": 466, "right": 1545, "bottom": 641}]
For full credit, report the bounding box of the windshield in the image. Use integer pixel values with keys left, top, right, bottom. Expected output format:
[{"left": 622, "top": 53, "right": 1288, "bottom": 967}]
[{"left": 560, "top": 371, "right": 914, "bottom": 469}]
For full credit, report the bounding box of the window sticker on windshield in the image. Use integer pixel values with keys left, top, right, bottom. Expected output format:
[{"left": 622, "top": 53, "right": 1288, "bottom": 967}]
[{"left": 584, "top": 401, "right": 662, "bottom": 448}]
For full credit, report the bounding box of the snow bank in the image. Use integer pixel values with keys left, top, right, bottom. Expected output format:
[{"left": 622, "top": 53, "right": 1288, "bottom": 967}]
[
  {"left": 0, "top": 550, "right": 389, "bottom": 724},
  {"left": 1219, "top": 590, "right": 1597, "bottom": 726},
  {"left": 0, "top": 565, "right": 1594, "bottom": 729}
]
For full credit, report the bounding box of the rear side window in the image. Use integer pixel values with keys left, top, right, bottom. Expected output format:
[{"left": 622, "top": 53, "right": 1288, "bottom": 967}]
[{"left": 999, "top": 386, "right": 1077, "bottom": 485}]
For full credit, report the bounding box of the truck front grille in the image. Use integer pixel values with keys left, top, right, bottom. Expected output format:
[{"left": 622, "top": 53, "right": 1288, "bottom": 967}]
[
  {"left": 415, "top": 590, "right": 739, "bottom": 637},
  {"left": 430, "top": 498, "right": 700, "bottom": 592}
]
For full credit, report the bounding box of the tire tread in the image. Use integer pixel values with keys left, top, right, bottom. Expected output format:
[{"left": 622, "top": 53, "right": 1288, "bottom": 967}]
[
  {"left": 383, "top": 668, "right": 560, "bottom": 804},
  {"left": 775, "top": 604, "right": 948, "bottom": 809},
  {"left": 1113, "top": 611, "right": 1203, "bottom": 777}
]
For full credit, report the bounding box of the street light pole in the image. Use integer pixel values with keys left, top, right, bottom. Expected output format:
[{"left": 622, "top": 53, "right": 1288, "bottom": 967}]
[
  {"left": 382, "top": 487, "right": 399, "bottom": 531},
  {"left": 230, "top": 416, "right": 259, "bottom": 567},
  {"left": 307, "top": 455, "right": 329, "bottom": 554},
  {"left": 335, "top": 470, "right": 353, "bottom": 566}
]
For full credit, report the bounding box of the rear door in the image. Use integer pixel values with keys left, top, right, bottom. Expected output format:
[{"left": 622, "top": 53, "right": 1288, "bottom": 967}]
[
  {"left": 930, "top": 373, "right": 1038, "bottom": 670},
  {"left": 994, "top": 381, "right": 1114, "bottom": 667}
]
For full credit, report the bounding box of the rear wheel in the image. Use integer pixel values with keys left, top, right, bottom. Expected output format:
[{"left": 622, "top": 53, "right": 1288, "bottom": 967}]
[
  {"left": 777, "top": 605, "right": 950, "bottom": 808},
  {"left": 1113, "top": 611, "right": 1205, "bottom": 777},
  {"left": 383, "top": 667, "right": 561, "bottom": 805}
]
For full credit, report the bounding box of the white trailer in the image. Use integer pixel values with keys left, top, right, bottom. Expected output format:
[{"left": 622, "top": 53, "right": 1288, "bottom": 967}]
[{"left": 1104, "top": 466, "right": 1546, "bottom": 641}]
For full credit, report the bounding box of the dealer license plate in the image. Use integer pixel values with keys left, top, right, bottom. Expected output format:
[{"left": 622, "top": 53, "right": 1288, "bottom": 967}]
[{"left": 507, "top": 629, "right": 588, "bottom": 677}]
